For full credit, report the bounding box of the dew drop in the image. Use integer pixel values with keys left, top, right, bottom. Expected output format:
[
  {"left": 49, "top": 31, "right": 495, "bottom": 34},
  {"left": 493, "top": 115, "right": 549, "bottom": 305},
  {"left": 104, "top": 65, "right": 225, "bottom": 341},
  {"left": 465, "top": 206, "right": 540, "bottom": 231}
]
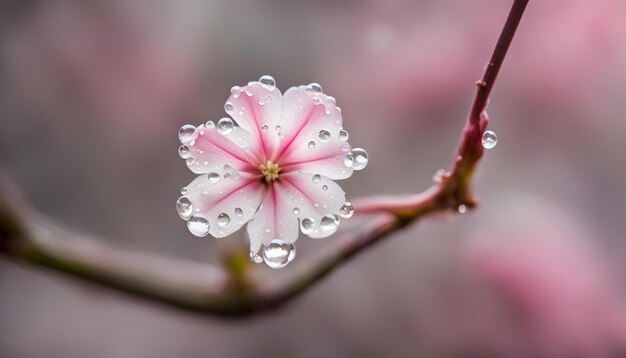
[
  {"left": 180, "top": 187, "right": 188, "bottom": 195},
  {"left": 311, "top": 97, "right": 321, "bottom": 105},
  {"left": 339, "top": 129, "right": 349, "bottom": 141},
  {"left": 318, "top": 129, "right": 331, "bottom": 142},
  {"left": 187, "top": 214, "right": 210, "bottom": 237},
  {"left": 292, "top": 207, "right": 300, "bottom": 215},
  {"left": 178, "top": 124, "right": 196, "bottom": 144},
  {"left": 482, "top": 130, "right": 497, "bottom": 149},
  {"left": 322, "top": 185, "right": 328, "bottom": 191},
  {"left": 186, "top": 157, "right": 195, "bottom": 165},
  {"left": 312, "top": 174, "right": 321, "bottom": 183},
  {"left": 205, "top": 120, "right": 215, "bottom": 129},
  {"left": 235, "top": 207, "right": 244, "bottom": 217},
  {"left": 344, "top": 153, "right": 354, "bottom": 168},
  {"left": 261, "top": 124, "right": 269, "bottom": 130},
  {"left": 176, "top": 196, "right": 193, "bottom": 219},
  {"left": 339, "top": 202, "right": 354, "bottom": 219},
  {"left": 319, "top": 214, "right": 338, "bottom": 233},
  {"left": 307, "top": 83, "right": 323, "bottom": 93},
  {"left": 275, "top": 125, "right": 282, "bottom": 132},
  {"left": 263, "top": 240, "right": 296, "bottom": 269},
  {"left": 457, "top": 204, "right": 468, "bottom": 214},
  {"left": 208, "top": 172, "right": 221, "bottom": 184},
  {"left": 341, "top": 143, "right": 350, "bottom": 152},
  {"left": 249, "top": 251, "right": 263, "bottom": 264},
  {"left": 217, "top": 118, "right": 234, "bottom": 135},
  {"left": 259, "top": 75, "right": 276, "bottom": 90},
  {"left": 300, "top": 218, "right": 316, "bottom": 234},
  {"left": 351, "top": 148, "right": 369, "bottom": 170},
  {"left": 178, "top": 145, "right": 190, "bottom": 159},
  {"left": 225, "top": 103, "right": 234, "bottom": 112},
  {"left": 217, "top": 213, "right": 231, "bottom": 228},
  {"left": 308, "top": 140, "right": 316, "bottom": 149},
  {"left": 327, "top": 96, "right": 337, "bottom": 105}
]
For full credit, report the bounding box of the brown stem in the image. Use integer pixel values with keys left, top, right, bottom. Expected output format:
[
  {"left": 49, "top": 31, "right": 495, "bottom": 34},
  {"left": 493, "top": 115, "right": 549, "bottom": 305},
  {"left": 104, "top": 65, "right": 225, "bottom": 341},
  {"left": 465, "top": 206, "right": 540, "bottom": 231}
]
[{"left": 0, "top": 0, "right": 529, "bottom": 317}]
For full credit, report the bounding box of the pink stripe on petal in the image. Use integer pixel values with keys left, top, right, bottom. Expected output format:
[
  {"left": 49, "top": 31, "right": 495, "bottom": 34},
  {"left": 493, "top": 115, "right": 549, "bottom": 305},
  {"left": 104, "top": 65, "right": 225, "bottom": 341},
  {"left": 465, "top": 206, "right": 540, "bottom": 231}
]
[
  {"left": 247, "top": 183, "right": 300, "bottom": 253},
  {"left": 225, "top": 82, "right": 283, "bottom": 161},
  {"left": 278, "top": 172, "right": 346, "bottom": 239},
  {"left": 183, "top": 172, "right": 266, "bottom": 238},
  {"left": 186, "top": 124, "right": 259, "bottom": 174}
]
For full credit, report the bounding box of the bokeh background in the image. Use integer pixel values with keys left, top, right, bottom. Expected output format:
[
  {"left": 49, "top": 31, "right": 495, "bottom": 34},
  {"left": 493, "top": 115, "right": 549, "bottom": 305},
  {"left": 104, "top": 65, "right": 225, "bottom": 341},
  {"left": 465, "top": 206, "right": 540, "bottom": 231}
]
[{"left": 2, "top": 0, "right": 626, "bottom": 357}]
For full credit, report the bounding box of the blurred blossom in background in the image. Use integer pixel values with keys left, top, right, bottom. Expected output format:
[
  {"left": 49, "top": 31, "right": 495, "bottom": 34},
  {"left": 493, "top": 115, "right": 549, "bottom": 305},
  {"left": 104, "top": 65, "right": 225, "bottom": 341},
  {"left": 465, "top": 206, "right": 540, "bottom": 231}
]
[{"left": 1, "top": 1, "right": 626, "bottom": 357}]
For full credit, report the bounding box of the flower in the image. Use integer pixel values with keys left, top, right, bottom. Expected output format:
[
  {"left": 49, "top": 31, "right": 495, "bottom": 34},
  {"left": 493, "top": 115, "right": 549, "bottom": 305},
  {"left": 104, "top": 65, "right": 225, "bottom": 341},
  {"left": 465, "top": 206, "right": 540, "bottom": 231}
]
[{"left": 176, "top": 76, "right": 367, "bottom": 269}]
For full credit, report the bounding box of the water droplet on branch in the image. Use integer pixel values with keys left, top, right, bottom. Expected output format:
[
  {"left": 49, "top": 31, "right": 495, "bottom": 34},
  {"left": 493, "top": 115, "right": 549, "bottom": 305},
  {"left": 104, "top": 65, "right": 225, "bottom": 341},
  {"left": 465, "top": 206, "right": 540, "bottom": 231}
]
[{"left": 481, "top": 130, "right": 497, "bottom": 149}]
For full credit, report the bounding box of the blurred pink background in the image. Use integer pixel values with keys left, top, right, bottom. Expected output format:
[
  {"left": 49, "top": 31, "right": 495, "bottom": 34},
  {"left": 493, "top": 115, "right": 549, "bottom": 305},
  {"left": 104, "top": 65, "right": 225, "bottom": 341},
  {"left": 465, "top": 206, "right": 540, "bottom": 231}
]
[{"left": 1, "top": 1, "right": 626, "bottom": 357}]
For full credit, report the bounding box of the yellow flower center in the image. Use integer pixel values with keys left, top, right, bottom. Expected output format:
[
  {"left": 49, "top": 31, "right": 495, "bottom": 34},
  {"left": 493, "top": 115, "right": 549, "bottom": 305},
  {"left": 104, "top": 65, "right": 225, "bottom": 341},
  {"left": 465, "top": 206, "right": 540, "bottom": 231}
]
[{"left": 260, "top": 160, "right": 280, "bottom": 182}]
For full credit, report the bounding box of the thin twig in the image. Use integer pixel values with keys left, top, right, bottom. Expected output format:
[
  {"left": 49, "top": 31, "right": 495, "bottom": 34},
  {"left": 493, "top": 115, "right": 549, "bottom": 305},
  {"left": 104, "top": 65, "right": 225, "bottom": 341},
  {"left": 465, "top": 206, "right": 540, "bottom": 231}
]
[{"left": 0, "top": 0, "right": 529, "bottom": 317}]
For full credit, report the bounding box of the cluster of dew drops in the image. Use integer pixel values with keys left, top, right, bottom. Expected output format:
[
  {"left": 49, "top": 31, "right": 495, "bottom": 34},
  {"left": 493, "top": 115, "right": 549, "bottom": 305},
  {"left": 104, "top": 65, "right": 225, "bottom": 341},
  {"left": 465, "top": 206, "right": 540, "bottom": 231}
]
[{"left": 175, "top": 75, "right": 368, "bottom": 269}]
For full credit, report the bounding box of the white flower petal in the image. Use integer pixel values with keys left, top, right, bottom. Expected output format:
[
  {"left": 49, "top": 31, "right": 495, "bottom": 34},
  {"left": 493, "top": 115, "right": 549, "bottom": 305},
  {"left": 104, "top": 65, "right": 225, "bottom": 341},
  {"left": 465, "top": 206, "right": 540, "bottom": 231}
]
[
  {"left": 276, "top": 86, "right": 353, "bottom": 180},
  {"left": 278, "top": 172, "right": 346, "bottom": 239},
  {"left": 225, "top": 81, "right": 283, "bottom": 160},
  {"left": 183, "top": 123, "right": 259, "bottom": 175},
  {"left": 246, "top": 184, "right": 300, "bottom": 253},
  {"left": 182, "top": 171, "right": 265, "bottom": 238}
]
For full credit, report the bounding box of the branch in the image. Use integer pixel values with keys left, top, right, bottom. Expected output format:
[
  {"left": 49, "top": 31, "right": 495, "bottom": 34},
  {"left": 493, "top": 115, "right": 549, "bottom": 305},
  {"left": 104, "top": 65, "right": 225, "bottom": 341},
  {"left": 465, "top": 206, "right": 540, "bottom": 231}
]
[{"left": 0, "top": 0, "right": 529, "bottom": 317}]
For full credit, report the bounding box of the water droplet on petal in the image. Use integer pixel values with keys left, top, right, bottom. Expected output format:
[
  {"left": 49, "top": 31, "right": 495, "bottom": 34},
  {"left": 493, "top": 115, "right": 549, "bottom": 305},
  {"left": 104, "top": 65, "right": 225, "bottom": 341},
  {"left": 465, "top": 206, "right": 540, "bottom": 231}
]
[
  {"left": 307, "top": 83, "right": 323, "bottom": 93},
  {"left": 322, "top": 185, "right": 328, "bottom": 191},
  {"left": 217, "top": 118, "right": 234, "bottom": 135},
  {"left": 180, "top": 187, "right": 188, "bottom": 195},
  {"left": 259, "top": 75, "right": 276, "bottom": 90},
  {"left": 339, "top": 129, "right": 349, "bottom": 141},
  {"left": 187, "top": 214, "right": 210, "bottom": 237},
  {"left": 275, "top": 125, "right": 282, "bottom": 132},
  {"left": 249, "top": 251, "right": 263, "bottom": 264},
  {"left": 292, "top": 207, "right": 300, "bottom": 215},
  {"left": 457, "top": 204, "right": 468, "bottom": 214},
  {"left": 351, "top": 148, "right": 369, "bottom": 170},
  {"left": 261, "top": 124, "right": 269, "bottom": 130},
  {"left": 311, "top": 97, "right": 321, "bottom": 105},
  {"left": 344, "top": 153, "right": 354, "bottom": 168},
  {"left": 205, "top": 120, "right": 215, "bottom": 129},
  {"left": 312, "top": 174, "right": 321, "bottom": 183},
  {"left": 225, "top": 103, "right": 234, "bottom": 112},
  {"left": 318, "top": 130, "right": 331, "bottom": 141},
  {"left": 320, "top": 214, "right": 338, "bottom": 233},
  {"left": 263, "top": 240, "right": 296, "bottom": 269},
  {"left": 179, "top": 125, "right": 196, "bottom": 144},
  {"left": 341, "top": 143, "right": 350, "bottom": 152},
  {"left": 482, "top": 130, "right": 497, "bottom": 149},
  {"left": 176, "top": 196, "right": 193, "bottom": 219},
  {"left": 217, "top": 213, "right": 231, "bottom": 228},
  {"left": 339, "top": 202, "right": 354, "bottom": 219},
  {"left": 327, "top": 96, "right": 336, "bottom": 105},
  {"left": 178, "top": 145, "right": 190, "bottom": 159},
  {"left": 235, "top": 208, "right": 244, "bottom": 217},
  {"left": 208, "top": 172, "right": 221, "bottom": 184},
  {"left": 300, "top": 218, "right": 316, "bottom": 234},
  {"left": 308, "top": 140, "right": 316, "bottom": 149}
]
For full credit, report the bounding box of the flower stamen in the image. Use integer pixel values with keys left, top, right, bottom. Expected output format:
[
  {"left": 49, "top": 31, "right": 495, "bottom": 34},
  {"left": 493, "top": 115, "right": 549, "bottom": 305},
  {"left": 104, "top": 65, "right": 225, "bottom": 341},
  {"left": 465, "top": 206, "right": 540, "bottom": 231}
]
[{"left": 260, "top": 161, "right": 281, "bottom": 182}]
